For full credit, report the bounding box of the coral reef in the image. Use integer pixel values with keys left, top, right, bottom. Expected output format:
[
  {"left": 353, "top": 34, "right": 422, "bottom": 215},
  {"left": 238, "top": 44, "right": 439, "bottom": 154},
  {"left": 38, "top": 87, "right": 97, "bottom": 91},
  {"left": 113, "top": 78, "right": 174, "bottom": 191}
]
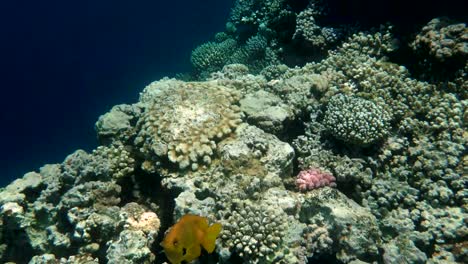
[
  {"left": 229, "top": 0, "right": 290, "bottom": 28},
  {"left": 300, "top": 188, "right": 382, "bottom": 263},
  {"left": 290, "top": 14, "right": 467, "bottom": 264},
  {"left": 1, "top": 1, "right": 467, "bottom": 263},
  {"left": 0, "top": 152, "right": 160, "bottom": 263}
]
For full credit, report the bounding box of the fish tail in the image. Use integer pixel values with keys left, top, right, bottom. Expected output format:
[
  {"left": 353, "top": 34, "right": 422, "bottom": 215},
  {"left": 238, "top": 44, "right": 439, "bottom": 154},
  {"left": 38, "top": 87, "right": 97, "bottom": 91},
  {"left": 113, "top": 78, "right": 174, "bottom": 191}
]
[{"left": 202, "top": 222, "right": 222, "bottom": 253}]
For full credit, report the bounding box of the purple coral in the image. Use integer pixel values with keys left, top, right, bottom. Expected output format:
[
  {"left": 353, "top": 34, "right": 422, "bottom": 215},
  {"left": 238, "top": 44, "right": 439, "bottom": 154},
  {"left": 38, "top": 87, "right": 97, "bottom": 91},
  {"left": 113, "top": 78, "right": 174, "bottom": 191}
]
[{"left": 296, "top": 168, "right": 336, "bottom": 191}]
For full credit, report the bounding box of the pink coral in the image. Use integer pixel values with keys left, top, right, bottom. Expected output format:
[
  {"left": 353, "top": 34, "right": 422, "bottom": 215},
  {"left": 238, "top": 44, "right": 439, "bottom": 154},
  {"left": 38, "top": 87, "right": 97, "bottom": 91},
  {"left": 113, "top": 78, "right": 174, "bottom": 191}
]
[{"left": 296, "top": 168, "right": 336, "bottom": 191}]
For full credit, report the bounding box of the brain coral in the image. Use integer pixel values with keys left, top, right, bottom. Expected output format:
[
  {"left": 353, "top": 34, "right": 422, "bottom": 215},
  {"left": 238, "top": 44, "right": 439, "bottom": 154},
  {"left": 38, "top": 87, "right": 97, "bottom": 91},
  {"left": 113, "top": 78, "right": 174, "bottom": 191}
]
[
  {"left": 323, "top": 94, "right": 392, "bottom": 146},
  {"left": 136, "top": 80, "right": 242, "bottom": 171}
]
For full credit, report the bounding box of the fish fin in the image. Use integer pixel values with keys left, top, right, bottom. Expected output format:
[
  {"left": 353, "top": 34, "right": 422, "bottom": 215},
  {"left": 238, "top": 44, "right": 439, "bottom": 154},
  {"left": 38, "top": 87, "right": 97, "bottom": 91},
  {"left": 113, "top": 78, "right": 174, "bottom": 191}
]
[
  {"left": 202, "top": 222, "right": 222, "bottom": 253},
  {"left": 185, "top": 244, "right": 201, "bottom": 262}
]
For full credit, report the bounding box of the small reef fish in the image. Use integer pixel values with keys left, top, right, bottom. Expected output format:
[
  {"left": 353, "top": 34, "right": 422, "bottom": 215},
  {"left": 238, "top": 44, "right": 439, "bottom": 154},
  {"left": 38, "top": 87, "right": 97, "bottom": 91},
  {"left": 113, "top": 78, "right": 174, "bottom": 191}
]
[{"left": 160, "top": 214, "right": 222, "bottom": 264}]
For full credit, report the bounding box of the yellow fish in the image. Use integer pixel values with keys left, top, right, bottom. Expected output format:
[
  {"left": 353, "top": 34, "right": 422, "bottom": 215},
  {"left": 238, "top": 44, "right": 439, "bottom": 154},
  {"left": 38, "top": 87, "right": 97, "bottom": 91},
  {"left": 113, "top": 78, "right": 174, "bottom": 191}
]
[{"left": 160, "top": 214, "right": 222, "bottom": 264}]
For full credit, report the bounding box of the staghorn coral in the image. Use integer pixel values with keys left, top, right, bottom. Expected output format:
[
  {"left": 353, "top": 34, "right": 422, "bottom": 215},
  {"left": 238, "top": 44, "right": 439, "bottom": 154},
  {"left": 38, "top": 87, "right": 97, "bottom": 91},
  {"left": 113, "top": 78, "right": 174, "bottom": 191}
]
[{"left": 135, "top": 80, "right": 243, "bottom": 171}]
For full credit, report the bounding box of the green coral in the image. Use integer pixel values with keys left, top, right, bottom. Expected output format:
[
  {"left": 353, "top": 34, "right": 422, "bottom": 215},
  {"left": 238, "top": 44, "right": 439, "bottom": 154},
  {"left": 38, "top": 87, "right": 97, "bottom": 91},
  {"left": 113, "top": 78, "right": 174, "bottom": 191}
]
[
  {"left": 244, "top": 35, "right": 268, "bottom": 57},
  {"left": 323, "top": 94, "right": 392, "bottom": 146}
]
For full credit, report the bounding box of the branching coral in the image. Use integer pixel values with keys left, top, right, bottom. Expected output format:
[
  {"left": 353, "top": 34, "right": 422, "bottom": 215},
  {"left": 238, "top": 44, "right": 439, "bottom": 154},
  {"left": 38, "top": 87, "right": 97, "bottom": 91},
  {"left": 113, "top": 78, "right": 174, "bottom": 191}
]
[{"left": 323, "top": 94, "right": 392, "bottom": 146}]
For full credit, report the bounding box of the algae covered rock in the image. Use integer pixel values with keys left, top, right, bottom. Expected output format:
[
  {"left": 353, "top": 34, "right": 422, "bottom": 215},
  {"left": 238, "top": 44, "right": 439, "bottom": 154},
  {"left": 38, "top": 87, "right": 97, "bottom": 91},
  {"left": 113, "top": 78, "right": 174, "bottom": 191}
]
[
  {"left": 240, "top": 90, "right": 294, "bottom": 136},
  {"left": 300, "top": 188, "right": 382, "bottom": 263},
  {"left": 95, "top": 104, "right": 141, "bottom": 145},
  {"left": 218, "top": 123, "right": 294, "bottom": 179},
  {"left": 382, "top": 236, "right": 427, "bottom": 264}
]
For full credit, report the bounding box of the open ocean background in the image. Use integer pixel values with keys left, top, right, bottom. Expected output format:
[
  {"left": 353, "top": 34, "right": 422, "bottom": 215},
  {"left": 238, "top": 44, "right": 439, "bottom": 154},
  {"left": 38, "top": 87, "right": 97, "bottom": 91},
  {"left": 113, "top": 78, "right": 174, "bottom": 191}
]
[{"left": 0, "top": 0, "right": 233, "bottom": 186}]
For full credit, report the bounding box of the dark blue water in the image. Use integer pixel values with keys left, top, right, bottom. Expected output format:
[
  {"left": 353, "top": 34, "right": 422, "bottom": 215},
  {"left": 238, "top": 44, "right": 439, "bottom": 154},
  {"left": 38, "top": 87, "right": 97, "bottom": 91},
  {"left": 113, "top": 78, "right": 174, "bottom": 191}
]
[{"left": 0, "top": 1, "right": 233, "bottom": 186}]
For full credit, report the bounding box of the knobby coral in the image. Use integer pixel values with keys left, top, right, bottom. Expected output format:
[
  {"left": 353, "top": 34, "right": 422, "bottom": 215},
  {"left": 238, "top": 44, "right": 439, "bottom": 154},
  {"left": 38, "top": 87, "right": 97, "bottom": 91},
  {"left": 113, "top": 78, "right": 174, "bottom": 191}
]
[{"left": 296, "top": 168, "right": 336, "bottom": 191}]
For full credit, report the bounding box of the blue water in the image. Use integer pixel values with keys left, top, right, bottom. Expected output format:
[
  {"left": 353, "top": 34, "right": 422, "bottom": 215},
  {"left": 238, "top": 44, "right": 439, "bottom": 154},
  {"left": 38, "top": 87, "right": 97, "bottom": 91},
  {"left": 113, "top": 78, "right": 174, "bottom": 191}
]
[{"left": 0, "top": 0, "right": 233, "bottom": 186}]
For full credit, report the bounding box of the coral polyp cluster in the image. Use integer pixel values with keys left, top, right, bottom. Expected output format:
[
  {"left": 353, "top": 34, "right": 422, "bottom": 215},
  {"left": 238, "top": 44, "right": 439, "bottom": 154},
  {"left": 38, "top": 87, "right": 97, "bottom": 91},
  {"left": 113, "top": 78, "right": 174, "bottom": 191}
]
[
  {"left": 135, "top": 79, "right": 243, "bottom": 171},
  {"left": 323, "top": 94, "right": 392, "bottom": 146},
  {"left": 296, "top": 168, "right": 336, "bottom": 191}
]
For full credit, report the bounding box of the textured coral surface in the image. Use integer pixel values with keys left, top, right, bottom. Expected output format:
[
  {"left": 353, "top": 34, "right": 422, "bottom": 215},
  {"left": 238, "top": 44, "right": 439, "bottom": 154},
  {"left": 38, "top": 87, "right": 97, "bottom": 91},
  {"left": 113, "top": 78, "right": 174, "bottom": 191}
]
[{"left": 136, "top": 80, "right": 242, "bottom": 171}]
